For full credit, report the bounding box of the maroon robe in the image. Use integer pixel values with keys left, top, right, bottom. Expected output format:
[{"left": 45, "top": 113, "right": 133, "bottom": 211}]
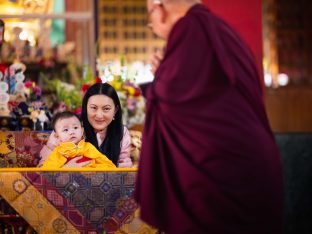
[{"left": 135, "top": 4, "right": 283, "bottom": 234}]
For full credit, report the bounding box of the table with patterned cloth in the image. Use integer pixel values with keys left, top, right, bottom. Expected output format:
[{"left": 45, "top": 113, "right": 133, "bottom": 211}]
[
  {"left": 0, "top": 169, "right": 157, "bottom": 234},
  {"left": 0, "top": 130, "right": 155, "bottom": 233}
]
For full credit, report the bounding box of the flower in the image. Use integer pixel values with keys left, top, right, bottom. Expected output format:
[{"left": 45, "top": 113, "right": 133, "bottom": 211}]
[
  {"left": 42, "top": 76, "right": 82, "bottom": 114},
  {"left": 0, "top": 63, "right": 7, "bottom": 74},
  {"left": 81, "top": 83, "right": 91, "bottom": 93},
  {"left": 95, "top": 76, "right": 102, "bottom": 83},
  {"left": 24, "top": 81, "right": 33, "bottom": 88},
  {"left": 33, "top": 86, "right": 42, "bottom": 96},
  {"left": 24, "top": 81, "right": 42, "bottom": 101},
  {"left": 41, "top": 65, "right": 99, "bottom": 115}
]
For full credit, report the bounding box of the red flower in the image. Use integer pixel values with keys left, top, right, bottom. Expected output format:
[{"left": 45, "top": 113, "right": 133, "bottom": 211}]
[
  {"left": 95, "top": 76, "right": 102, "bottom": 83},
  {"left": 24, "top": 81, "right": 33, "bottom": 88},
  {"left": 81, "top": 84, "right": 90, "bottom": 93},
  {"left": 133, "top": 87, "right": 142, "bottom": 97},
  {"left": 0, "top": 63, "right": 7, "bottom": 74},
  {"left": 8, "top": 101, "right": 18, "bottom": 109}
]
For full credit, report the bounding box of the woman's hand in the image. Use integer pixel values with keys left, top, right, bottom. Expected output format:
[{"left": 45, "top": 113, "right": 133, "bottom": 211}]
[
  {"left": 38, "top": 131, "right": 60, "bottom": 167},
  {"left": 46, "top": 131, "right": 60, "bottom": 150},
  {"left": 62, "top": 156, "right": 91, "bottom": 168},
  {"left": 149, "top": 50, "right": 163, "bottom": 74}
]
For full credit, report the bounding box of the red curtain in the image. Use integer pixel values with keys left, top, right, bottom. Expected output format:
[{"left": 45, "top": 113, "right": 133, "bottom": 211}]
[{"left": 203, "top": 0, "right": 263, "bottom": 79}]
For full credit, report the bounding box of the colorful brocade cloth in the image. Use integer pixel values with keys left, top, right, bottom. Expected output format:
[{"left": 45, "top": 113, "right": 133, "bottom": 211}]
[{"left": 0, "top": 171, "right": 157, "bottom": 234}]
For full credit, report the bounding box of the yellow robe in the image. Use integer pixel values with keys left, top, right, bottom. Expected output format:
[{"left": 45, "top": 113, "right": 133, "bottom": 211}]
[{"left": 42, "top": 139, "right": 116, "bottom": 169}]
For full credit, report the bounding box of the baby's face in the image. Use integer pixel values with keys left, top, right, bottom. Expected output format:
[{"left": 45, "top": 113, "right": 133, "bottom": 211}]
[{"left": 55, "top": 116, "right": 84, "bottom": 144}]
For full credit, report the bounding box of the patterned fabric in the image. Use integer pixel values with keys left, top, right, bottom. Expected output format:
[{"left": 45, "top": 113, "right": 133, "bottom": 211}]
[
  {"left": 0, "top": 130, "right": 154, "bottom": 233},
  {"left": 0, "top": 131, "right": 149, "bottom": 234},
  {"left": 0, "top": 132, "right": 16, "bottom": 167},
  {"left": 0, "top": 131, "right": 49, "bottom": 168},
  {"left": 0, "top": 171, "right": 157, "bottom": 234},
  {"left": 0, "top": 130, "right": 142, "bottom": 168}
]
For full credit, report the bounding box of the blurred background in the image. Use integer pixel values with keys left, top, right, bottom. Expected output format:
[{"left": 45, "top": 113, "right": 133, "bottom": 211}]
[{"left": 0, "top": 0, "right": 311, "bottom": 132}]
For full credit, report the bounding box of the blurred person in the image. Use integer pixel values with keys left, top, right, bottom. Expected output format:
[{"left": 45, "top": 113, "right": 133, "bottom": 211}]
[{"left": 135, "top": 0, "right": 283, "bottom": 233}]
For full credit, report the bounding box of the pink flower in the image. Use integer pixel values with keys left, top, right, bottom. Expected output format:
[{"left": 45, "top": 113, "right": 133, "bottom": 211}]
[
  {"left": 33, "top": 86, "right": 42, "bottom": 96},
  {"left": 74, "top": 107, "right": 82, "bottom": 115}
]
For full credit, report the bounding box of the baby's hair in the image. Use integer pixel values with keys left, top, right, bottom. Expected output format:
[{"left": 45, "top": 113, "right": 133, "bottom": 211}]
[{"left": 51, "top": 111, "right": 81, "bottom": 131}]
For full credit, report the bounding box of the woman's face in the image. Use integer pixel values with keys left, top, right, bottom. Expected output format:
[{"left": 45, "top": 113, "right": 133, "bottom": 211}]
[{"left": 87, "top": 94, "right": 117, "bottom": 132}]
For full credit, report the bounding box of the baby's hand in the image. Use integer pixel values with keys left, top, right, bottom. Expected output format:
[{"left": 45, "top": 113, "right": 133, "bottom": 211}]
[{"left": 62, "top": 156, "right": 91, "bottom": 168}]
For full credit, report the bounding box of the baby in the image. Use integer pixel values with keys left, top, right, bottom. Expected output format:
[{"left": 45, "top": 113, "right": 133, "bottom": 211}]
[{"left": 42, "top": 111, "right": 116, "bottom": 169}]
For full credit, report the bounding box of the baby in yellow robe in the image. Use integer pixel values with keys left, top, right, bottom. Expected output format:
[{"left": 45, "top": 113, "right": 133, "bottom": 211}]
[{"left": 42, "top": 111, "right": 116, "bottom": 169}]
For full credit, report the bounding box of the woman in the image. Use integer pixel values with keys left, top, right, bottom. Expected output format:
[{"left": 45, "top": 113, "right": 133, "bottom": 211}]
[{"left": 38, "top": 83, "right": 133, "bottom": 168}]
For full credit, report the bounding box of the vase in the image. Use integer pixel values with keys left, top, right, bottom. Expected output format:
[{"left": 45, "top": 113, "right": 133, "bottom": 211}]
[{"left": 0, "top": 116, "right": 12, "bottom": 131}]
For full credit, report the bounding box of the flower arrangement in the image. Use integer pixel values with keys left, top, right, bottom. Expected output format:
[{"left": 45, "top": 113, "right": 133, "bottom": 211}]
[
  {"left": 110, "top": 76, "right": 145, "bottom": 128},
  {"left": 0, "top": 58, "right": 147, "bottom": 129},
  {"left": 41, "top": 65, "right": 102, "bottom": 115},
  {"left": 0, "top": 61, "right": 51, "bottom": 130},
  {"left": 41, "top": 76, "right": 83, "bottom": 114}
]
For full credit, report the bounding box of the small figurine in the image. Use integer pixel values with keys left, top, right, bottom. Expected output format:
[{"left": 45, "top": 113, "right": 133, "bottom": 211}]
[
  {"left": 37, "top": 109, "right": 49, "bottom": 130},
  {"left": 0, "top": 81, "right": 10, "bottom": 116},
  {"left": 30, "top": 109, "right": 39, "bottom": 130}
]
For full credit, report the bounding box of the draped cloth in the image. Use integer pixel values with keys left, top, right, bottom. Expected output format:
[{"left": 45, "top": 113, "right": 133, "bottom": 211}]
[
  {"left": 42, "top": 139, "right": 116, "bottom": 169},
  {"left": 135, "top": 4, "right": 283, "bottom": 234},
  {"left": 0, "top": 171, "right": 157, "bottom": 234}
]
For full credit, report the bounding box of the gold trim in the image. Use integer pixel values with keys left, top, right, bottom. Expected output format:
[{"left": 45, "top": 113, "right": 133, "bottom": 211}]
[{"left": 0, "top": 167, "right": 138, "bottom": 172}]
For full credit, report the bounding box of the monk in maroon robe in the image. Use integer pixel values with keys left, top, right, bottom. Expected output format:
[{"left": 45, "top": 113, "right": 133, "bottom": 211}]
[{"left": 135, "top": 1, "right": 283, "bottom": 233}]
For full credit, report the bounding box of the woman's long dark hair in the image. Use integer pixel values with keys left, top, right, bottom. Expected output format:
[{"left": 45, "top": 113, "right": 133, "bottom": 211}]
[{"left": 81, "top": 83, "right": 123, "bottom": 165}]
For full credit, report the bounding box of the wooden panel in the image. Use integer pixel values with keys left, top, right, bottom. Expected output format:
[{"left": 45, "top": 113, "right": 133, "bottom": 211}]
[
  {"left": 97, "top": 0, "right": 165, "bottom": 63},
  {"left": 276, "top": 0, "right": 312, "bottom": 84},
  {"left": 65, "top": 0, "right": 95, "bottom": 66},
  {"left": 265, "top": 87, "right": 312, "bottom": 132}
]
